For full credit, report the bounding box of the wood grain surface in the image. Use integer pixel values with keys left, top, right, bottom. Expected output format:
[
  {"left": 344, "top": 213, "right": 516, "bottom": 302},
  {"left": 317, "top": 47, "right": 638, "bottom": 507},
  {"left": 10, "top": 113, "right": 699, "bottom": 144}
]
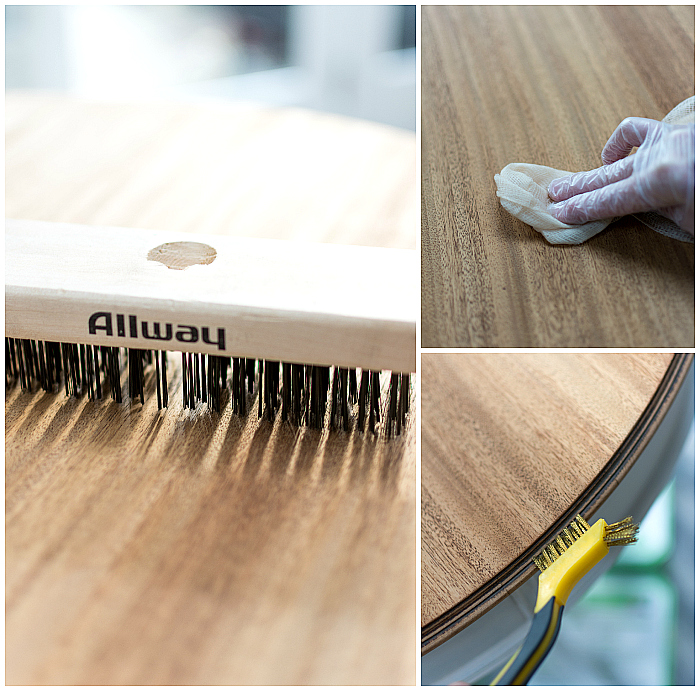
[
  {"left": 421, "top": 5, "right": 694, "bottom": 347},
  {"left": 5, "top": 94, "right": 416, "bottom": 685},
  {"left": 421, "top": 352, "right": 691, "bottom": 651}
]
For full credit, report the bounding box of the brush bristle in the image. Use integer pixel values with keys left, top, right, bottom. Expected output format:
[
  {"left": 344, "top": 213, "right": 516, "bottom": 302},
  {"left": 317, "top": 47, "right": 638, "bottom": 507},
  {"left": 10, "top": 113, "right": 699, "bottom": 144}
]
[
  {"left": 533, "top": 514, "right": 640, "bottom": 572},
  {"left": 603, "top": 516, "right": 639, "bottom": 546},
  {"left": 533, "top": 514, "right": 590, "bottom": 572},
  {"left": 5, "top": 337, "right": 411, "bottom": 436}
]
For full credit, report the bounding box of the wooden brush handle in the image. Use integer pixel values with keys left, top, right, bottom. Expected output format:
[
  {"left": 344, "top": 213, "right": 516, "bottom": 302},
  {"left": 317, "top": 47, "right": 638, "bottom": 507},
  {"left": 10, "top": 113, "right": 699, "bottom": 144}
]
[{"left": 6, "top": 219, "right": 416, "bottom": 372}]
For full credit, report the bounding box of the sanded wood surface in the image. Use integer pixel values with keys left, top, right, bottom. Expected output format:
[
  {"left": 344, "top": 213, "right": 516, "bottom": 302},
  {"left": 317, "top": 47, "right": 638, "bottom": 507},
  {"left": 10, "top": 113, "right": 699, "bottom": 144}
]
[
  {"left": 5, "top": 94, "right": 416, "bottom": 685},
  {"left": 421, "top": 353, "right": 691, "bottom": 651},
  {"left": 422, "top": 5, "right": 694, "bottom": 347}
]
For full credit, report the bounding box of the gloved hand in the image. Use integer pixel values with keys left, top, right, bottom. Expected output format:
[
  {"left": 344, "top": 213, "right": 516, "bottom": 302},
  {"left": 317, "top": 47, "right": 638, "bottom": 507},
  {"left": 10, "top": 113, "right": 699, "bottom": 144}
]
[{"left": 547, "top": 118, "right": 695, "bottom": 236}]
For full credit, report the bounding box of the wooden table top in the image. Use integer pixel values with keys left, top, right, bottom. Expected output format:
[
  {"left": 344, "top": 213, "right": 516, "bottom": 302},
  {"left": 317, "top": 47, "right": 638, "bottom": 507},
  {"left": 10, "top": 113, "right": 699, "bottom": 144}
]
[
  {"left": 5, "top": 93, "right": 416, "bottom": 685},
  {"left": 421, "top": 352, "right": 692, "bottom": 651},
  {"left": 421, "top": 5, "right": 694, "bottom": 347},
  {"left": 7, "top": 93, "right": 416, "bottom": 248}
]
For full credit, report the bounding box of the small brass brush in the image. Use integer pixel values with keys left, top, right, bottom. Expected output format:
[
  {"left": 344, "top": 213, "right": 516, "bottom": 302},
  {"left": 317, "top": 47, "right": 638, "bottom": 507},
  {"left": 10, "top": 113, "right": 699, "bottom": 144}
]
[{"left": 491, "top": 514, "right": 639, "bottom": 685}]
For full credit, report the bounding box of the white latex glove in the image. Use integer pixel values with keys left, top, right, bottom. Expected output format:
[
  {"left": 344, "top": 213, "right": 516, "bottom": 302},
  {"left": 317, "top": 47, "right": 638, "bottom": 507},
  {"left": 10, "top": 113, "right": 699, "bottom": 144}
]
[{"left": 547, "top": 118, "right": 695, "bottom": 236}]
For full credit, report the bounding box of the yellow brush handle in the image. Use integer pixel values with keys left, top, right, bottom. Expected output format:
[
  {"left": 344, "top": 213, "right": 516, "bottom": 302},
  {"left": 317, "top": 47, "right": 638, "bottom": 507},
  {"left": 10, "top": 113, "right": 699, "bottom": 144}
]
[{"left": 534, "top": 518, "right": 609, "bottom": 612}]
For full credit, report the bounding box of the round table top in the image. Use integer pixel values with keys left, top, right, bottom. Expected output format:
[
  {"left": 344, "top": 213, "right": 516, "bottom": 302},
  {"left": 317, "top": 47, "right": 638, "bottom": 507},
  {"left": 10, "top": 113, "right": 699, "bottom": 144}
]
[{"left": 421, "top": 352, "right": 692, "bottom": 651}]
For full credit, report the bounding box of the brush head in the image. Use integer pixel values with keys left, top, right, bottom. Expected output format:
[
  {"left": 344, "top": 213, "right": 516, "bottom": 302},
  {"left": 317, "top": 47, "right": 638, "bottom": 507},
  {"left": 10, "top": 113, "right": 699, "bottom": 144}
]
[
  {"left": 532, "top": 514, "right": 639, "bottom": 612},
  {"left": 6, "top": 219, "right": 417, "bottom": 374},
  {"left": 533, "top": 514, "right": 590, "bottom": 572},
  {"left": 533, "top": 514, "right": 639, "bottom": 573}
]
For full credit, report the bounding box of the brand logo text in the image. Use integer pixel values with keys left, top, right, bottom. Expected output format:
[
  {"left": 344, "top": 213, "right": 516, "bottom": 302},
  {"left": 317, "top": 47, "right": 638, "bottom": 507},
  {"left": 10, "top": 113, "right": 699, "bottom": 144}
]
[{"left": 88, "top": 311, "right": 226, "bottom": 351}]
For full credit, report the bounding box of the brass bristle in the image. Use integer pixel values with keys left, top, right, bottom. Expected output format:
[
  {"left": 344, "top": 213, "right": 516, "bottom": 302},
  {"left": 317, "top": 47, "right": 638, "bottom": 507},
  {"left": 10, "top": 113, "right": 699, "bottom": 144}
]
[
  {"left": 573, "top": 514, "right": 590, "bottom": 535},
  {"left": 560, "top": 527, "right": 573, "bottom": 547},
  {"left": 604, "top": 516, "right": 639, "bottom": 546},
  {"left": 533, "top": 514, "right": 590, "bottom": 572}
]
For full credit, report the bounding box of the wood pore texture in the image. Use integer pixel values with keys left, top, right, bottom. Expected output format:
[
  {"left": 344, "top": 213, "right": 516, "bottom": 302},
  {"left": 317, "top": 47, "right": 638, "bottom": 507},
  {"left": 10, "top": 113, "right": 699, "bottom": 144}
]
[
  {"left": 5, "top": 94, "right": 416, "bottom": 685},
  {"left": 421, "top": 5, "right": 694, "bottom": 347},
  {"left": 421, "top": 353, "right": 689, "bottom": 650}
]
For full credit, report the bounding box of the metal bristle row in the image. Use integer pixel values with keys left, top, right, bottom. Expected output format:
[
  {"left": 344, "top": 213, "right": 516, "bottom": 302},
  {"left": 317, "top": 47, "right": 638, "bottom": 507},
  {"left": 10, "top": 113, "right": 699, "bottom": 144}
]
[
  {"left": 603, "top": 516, "right": 639, "bottom": 546},
  {"left": 154, "top": 350, "right": 169, "bottom": 409},
  {"left": 181, "top": 352, "right": 230, "bottom": 413},
  {"left": 5, "top": 337, "right": 121, "bottom": 403},
  {"left": 386, "top": 371, "right": 411, "bottom": 437},
  {"left": 128, "top": 349, "right": 150, "bottom": 405},
  {"left": 533, "top": 514, "right": 591, "bottom": 572},
  {"left": 6, "top": 338, "right": 411, "bottom": 434}
]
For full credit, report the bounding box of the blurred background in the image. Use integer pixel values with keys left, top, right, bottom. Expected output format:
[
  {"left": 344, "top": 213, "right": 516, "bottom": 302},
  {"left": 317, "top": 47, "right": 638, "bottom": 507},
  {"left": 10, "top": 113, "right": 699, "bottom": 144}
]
[{"left": 5, "top": 4, "right": 416, "bottom": 130}]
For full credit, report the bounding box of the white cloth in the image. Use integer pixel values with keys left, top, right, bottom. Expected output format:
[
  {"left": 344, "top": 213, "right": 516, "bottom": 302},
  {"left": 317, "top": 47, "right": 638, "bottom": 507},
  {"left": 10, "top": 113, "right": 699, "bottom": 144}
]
[
  {"left": 494, "top": 97, "right": 694, "bottom": 245},
  {"left": 494, "top": 163, "right": 614, "bottom": 244}
]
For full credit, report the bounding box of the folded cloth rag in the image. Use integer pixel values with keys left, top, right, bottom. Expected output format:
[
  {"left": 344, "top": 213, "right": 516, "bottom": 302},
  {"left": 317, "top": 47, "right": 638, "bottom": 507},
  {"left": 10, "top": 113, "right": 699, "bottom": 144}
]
[
  {"left": 494, "top": 163, "right": 614, "bottom": 244},
  {"left": 494, "top": 96, "right": 694, "bottom": 245}
]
